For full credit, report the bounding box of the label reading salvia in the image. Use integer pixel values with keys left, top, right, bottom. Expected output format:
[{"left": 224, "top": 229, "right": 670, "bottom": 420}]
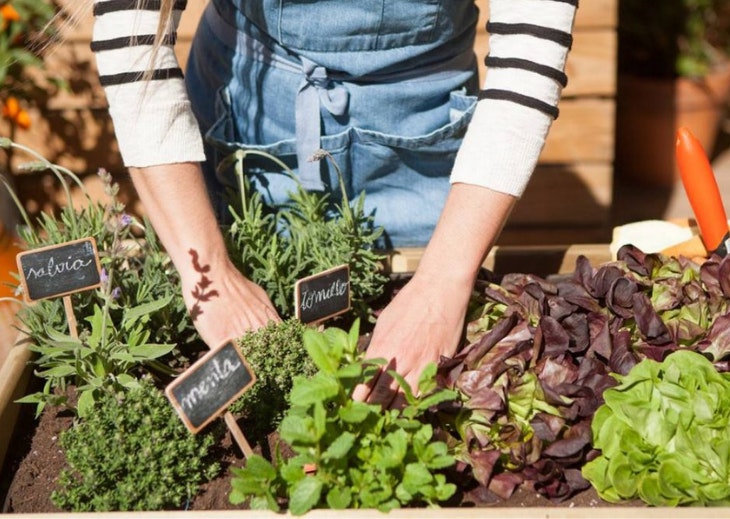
[
  {"left": 165, "top": 341, "right": 256, "bottom": 434},
  {"left": 16, "top": 237, "right": 102, "bottom": 302},
  {"left": 295, "top": 264, "right": 351, "bottom": 324}
]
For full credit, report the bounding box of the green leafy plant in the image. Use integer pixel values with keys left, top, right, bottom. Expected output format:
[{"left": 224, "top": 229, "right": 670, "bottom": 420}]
[
  {"left": 435, "top": 244, "right": 730, "bottom": 502},
  {"left": 229, "top": 320, "right": 458, "bottom": 514},
  {"left": 0, "top": 0, "right": 65, "bottom": 136},
  {"left": 17, "top": 295, "right": 178, "bottom": 417},
  {"left": 221, "top": 149, "right": 387, "bottom": 321},
  {"left": 1, "top": 139, "right": 194, "bottom": 416},
  {"left": 583, "top": 349, "right": 730, "bottom": 506},
  {"left": 52, "top": 378, "right": 221, "bottom": 512},
  {"left": 619, "top": 0, "right": 730, "bottom": 78},
  {"left": 228, "top": 318, "right": 316, "bottom": 439}
]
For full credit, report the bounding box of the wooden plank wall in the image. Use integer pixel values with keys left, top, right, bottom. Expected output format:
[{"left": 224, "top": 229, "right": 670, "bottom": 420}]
[
  {"left": 474, "top": 0, "right": 618, "bottom": 244},
  {"left": 4, "top": 0, "right": 616, "bottom": 245}
]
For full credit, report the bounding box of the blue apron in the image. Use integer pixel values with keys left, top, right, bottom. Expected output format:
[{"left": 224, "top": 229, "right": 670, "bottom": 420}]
[{"left": 186, "top": 0, "right": 479, "bottom": 247}]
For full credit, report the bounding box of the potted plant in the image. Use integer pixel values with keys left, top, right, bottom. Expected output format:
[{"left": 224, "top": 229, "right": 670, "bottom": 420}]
[{"left": 614, "top": 0, "right": 730, "bottom": 187}]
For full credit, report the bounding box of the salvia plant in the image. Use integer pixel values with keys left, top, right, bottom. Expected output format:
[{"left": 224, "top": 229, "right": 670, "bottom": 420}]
[
  {"left": 229, "top": 320, "right": 459, "bottom": 514},
  {"left": 1, "top": 138, "right": 194, "bottom": 416}
]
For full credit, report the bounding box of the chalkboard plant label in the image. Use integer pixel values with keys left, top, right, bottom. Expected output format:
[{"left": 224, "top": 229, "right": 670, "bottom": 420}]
[
  {"left": 16, "top": 237, "right": 102, "bottom": 302},
  {"left": 166, "top": 341, "right": 256, "bottom": 434},
  {"left": 294, "top": 264, "right": 351, "bottom": 324}
]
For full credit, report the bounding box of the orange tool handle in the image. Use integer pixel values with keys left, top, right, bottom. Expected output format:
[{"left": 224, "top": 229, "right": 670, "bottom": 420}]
[{"left": 675, "top": 126, "right": 729, "bottom": 252}]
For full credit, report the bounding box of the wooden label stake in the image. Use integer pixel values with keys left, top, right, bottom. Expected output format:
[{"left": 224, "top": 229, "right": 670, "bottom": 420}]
[
  {"left": 295, "top": 264, "right": 351, "bottom": 324},
  {"left": 165, "top": 340, "right": 256, "bottom": 457}
]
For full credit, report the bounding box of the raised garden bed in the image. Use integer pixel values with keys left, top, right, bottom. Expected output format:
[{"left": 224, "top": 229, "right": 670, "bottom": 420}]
[
  {"left": 3, "top": 143, "right": 730, "bottom": 517},
  {"left": 4, "top": 244, "right": 730, "bottom": 518}
]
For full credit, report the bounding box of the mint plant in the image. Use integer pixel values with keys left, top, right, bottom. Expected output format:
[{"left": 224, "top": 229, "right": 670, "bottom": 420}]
[
  {"left": 229, "top": 320, "right": 458, "bottom": 514},
  {"left": 221, "top": 149, "right": 387, "bottom": 321},
  {"left": 52, "top": 378, "right": 221, "bottom": 512}
]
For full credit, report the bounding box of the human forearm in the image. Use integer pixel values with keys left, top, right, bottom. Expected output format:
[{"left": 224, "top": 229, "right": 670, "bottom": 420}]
[
  {"left": 129, "top": 163, "right": 229, "bottom": 280},
  {"left": 415, "top": 182, "right": 516, "bottom": 287},
  {"left": 129, "top": 163, "right": 280, "bottom": 345}
]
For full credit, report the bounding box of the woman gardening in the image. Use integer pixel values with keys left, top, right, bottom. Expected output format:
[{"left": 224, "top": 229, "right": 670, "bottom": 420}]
[{"left": 91, "top": 0, "right": 577, "bottom": 406}]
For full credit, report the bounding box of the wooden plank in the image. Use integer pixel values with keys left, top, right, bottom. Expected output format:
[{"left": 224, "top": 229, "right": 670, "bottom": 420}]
[
  {"left": 562, "top": 31, "right": 617, "bottom": 98},
  {"left": 542, "top": 98, "right": 615, "bottom": 163},
  {"left": 576, "top": 0, "right": 618, "bottom": 29},
  {"left": 497, "top": 225, "right": 613, "bottom": 247},
  {"left": 476, "top": 0, "right": 617, "bottom": 31},
  {"left": 384, "top": 243, "right": 612, "bottom": 276},
  {"left": 509, "top": 163, "right": 613, "bottom": 226}
]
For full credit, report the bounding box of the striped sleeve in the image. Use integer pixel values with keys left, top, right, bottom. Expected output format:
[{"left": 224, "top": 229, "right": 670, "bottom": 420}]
[
  {"left": 450, "top": 0, "right": 578, "bottom": 197},
  {"left": 92, "top": 0, "right": 205, "bottom": 168}
]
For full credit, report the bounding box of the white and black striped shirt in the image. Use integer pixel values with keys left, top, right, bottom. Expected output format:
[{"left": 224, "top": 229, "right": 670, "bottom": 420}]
[{"left": 91, "top": 0, "right": 578, "bottom": 197}]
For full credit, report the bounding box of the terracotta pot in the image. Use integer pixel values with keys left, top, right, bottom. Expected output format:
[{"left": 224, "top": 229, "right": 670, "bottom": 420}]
[{"left": 614, "top": 64, "right": 730, "bottom": 187}]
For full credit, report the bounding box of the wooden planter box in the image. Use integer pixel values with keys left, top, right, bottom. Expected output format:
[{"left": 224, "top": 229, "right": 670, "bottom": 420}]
[{"left": 4, "top": 244, "right": 730, "bottom": 517}]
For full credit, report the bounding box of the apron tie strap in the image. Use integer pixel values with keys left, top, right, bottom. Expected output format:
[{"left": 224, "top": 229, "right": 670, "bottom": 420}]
[{"left": 296, "top": 57, "right": 349, "bottom": 190}]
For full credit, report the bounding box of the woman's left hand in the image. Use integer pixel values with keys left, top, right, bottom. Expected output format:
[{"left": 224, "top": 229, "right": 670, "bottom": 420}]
[
  {"left": 351, "top": 269, "right": 470, "bottom": 407},
  {"left": 352, "top": 182, "right": 518, "bottom": 407}
]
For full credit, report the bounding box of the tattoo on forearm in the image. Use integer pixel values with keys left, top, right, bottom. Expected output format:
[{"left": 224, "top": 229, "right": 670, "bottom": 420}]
[{"left": 188, "top": 249, "right": 219, "bottom": 322}]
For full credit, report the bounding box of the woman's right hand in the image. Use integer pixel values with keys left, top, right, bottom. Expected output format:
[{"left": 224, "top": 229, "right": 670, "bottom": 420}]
[
  {"left": 179, "top": 256, "right": 280, "bottom": 348},
  {"left": 128, "top": 162, "right": 280, "bottom": 348}
]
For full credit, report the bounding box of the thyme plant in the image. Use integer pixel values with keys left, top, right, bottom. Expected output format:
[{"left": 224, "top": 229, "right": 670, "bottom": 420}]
[{"left": 52, "top": 378, "right": 221, "bottom": 512}]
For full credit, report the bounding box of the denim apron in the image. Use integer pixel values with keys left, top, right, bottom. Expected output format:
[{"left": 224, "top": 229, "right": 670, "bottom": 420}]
[{"left": 186, "top": 0, "right": 479, "bottom": 247}]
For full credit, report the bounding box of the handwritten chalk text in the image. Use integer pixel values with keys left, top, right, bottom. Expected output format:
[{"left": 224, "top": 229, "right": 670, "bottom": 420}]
[
  {"left": 26, "top": 255, "right": 94, "bottom": 281},
  {"left": 180, "top": 356, "right": 242, "bottom": 411},
  {"left": 300, "top": 278, "right": 348, "bottom": 311}
]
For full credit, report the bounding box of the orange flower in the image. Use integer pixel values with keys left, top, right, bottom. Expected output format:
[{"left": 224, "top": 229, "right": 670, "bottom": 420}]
[
  {"left": 2, "top": 96, "right": 31, "bottom": 130},
  {"left": 0, "top": 4, "right": 20, "bottom": 22},
  {"left": 0, "top": 4, "right": 20, "bottom": 30}
]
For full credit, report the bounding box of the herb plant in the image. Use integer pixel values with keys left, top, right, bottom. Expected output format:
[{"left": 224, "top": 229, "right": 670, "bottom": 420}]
[
  {"left": 52, "top": 378, "right": 221, "bottom": 512},
  {"left": 221, "top": 149, "right": 387, "bottom": 321},
  {"left": 2, "top": 139, "right": 194, "bottom": 416},
  {"left": 229, "top": 320, "right": 458, "bottom": 514},
  {"left": 583, "top": 349, "right": 730, "bottom": 506},
  {"left": 228, "top": 318, "right": 316, "bottom": 439}
]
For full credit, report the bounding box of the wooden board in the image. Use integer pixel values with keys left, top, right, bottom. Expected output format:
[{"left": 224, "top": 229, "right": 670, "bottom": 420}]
[
  {"left": 384, "top": 243, "right": 612, "bottom": 277},
  {"left": 542, "top": 99, "right": 615, "bottom": 164},
  {"left": 510, "top": 163, "right": 613, "bottom": 226}
]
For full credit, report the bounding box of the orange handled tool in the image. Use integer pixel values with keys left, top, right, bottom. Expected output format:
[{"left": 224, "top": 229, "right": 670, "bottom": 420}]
[{"left": 675, "top": 126, "right": 730, "bottom": 256}]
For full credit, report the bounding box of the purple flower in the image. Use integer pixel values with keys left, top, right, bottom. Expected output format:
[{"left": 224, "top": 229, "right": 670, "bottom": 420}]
[
  {"left": 111, "top": 287, "right": 122, "bottom": 300},
  {"left": 100, "top": 268, "right": 108, "bottom": 285},
  {"left": 119, "top": 213, "right": 133, "bottom": 228}
]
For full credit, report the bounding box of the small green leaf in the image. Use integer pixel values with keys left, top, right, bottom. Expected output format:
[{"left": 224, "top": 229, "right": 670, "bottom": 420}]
[
  {"left": 326, "top": 486, "right": 352, "bottom": 509},
  {"left": 322, "top": 431, "right": 356, "bottom": 461},
  {"left": 338, "top": 401, "right": 375, "bottom": 424},
  {"left": 76, "top": 389, "right": 96, "bottom": 419},
  {"left": 289, "top": 372, "right": 340, "bottom": 406},
  {"left": 288, "top": 475, "right": 323, "bottom": 516},
  {"left": 303, "top": 328, "right": 339, "bottom": 374}
]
